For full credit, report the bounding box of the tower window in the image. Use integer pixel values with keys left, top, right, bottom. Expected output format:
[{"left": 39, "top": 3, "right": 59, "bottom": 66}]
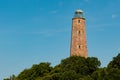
[
  {"left": 78, "top": 20, "right": 80, "bottom": 23},
  {"left": 77, "top": 45, "right": 81, "bottom": 49},
  {"left": 77, "top": 30, "right": 81, "bottom": 35},
  {"left": 78, "top": 31, "right": 80, "bottom": 34},
  {"left": 79, "top": 45, "right": 81, "bottom": 49}
]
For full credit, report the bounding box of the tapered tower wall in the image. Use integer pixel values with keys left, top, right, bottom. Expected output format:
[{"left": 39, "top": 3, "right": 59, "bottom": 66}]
[{"left": 70, "top": 10, "right": 88, "bottom": 58}]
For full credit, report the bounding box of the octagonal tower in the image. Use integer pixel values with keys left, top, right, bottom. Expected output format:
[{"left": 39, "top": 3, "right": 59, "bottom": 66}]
[{"left": 70, "top": 9, "right": 88, "bottom": 58}]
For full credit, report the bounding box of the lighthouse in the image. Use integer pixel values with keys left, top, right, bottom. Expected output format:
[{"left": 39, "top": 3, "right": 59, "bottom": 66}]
[{"left": 70, "top": 9, "right": 88, "bottom": 58}]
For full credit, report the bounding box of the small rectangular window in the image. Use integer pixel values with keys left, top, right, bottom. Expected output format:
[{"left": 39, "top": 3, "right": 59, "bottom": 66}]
[
  {"left": 77, "top": 31, "right": 80, "bottom": 35},
  {"left": 77, "top": 45, "right": 81, "bottom": 49},
  {"left": 79, "top": 45, "right": 81, "bottom": 49},
  {"left": 78, "top": 20, "right": 80, "bottom": 23},
  {"left": 78, "top": 31, "right": 80, "bottom": 34}
]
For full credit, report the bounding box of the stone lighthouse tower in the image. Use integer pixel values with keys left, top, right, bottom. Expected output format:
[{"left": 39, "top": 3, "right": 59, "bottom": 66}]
[{"left": 70, "top": 9, "right": 88, "bottom": 58}]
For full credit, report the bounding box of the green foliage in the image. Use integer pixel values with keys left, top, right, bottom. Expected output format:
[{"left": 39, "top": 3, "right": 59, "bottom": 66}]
[
  {"left": 3, "top": 78, "right": 10, "bottom": 80},
  {"left": 86, "top": 57, "right": 101, "bottom": 74},
  {"left": 92, "top": 68, "right": 120, "bottom": 80},
  {"left": 108, "top": 53, "right": 120, "bottom": 69},
  {"left": 50, "top": 64, "right": 61, "bottom": 74},
  {"left": 92, "top": 68, "right": 108, "bottom": 80},
  {"left": 17, "top": 62, "right": 53, "bottom": 80},
  {"left": 61, "top": 56, "right": 101, "bottom": 75},
  {"left": 60, "top": 70, "right": 79, "bottom": 80},
  {"left": 4, "top": 74, "right": 16, "bottom": 80},
  {"left": 79, "top": 75, "right": 94, "bottom": 80},
  {"left": 61, "top": 56, "right": 87, "bottom": 74},
  {"left": 106, "top": 68, "right": 120, "bottom": 80},
  {"left": 4, "top": 53, "right": 120, "bottom": 80}
]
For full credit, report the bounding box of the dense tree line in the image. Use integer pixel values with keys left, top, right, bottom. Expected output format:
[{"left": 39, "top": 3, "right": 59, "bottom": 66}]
[{"left": 4, "top": 53, "right": 120, "bottom": 80}]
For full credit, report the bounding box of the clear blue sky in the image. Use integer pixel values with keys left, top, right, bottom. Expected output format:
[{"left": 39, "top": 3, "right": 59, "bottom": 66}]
[{"left": 0, "top": 0, "right": 120, "bottom": 79}]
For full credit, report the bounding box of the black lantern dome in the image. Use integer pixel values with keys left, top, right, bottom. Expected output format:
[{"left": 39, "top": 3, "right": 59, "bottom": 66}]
[{"left": 73, "top": 9, "right": 84, "bottom": 18}]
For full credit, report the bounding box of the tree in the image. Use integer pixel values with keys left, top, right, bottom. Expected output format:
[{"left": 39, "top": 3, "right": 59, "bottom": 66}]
[
  {"left": 60, "top": 70, "right": 79, "bottom": 80},
  {"left": 3, "top": 78, "right": 10, "bottom": 80},
  {"left": 86, "top": 57, "right": 101, "bottom": 74},
  {"left": 106, "top": 68, "right": 120, "bottom": 80},
  {"left": 92, "top": 67, "right": 120, "bottom": 80},
  {"left": 42, "top": 73, "right": 60, "bottom": 80},
  {"left": 10, "top": 74, "right": 16, "bottom": 80},
  {"left": 108, "top": 53, "right": 120, "bottom": 69},
  {"left": 17, "top": 62, "right": 53, "bottom": 80},
  {"left": 79, "top": 75, "right": 94, "bottom": 80},
  {"left": 60, "top": 56, "right": 101, "bottom": 75},
  {"left": 91, "top": 68, "right": 108, "bottom": 80},
  {"left": 4, "top": 74, "right": 16, "bottom": 80}
]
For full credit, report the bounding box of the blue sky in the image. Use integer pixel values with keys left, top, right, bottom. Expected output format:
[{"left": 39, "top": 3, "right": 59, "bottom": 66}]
[{"left": 0, "top": 0, "right": 120, "bottom": 79}]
